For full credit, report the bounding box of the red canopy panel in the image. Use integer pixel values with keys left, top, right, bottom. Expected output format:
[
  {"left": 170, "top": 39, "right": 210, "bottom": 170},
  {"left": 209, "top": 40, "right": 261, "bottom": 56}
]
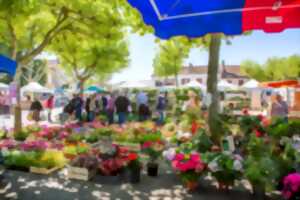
[{"left": 261, "top": 80, "right": 299, "bottom": 88}]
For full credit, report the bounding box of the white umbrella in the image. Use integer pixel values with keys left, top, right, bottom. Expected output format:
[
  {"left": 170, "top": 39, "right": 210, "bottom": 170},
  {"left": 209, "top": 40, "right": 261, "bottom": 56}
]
[
  {"left": 218, "top": 80, "right": 238, "bottom": 91},
  {"left": 242, "top": 79, "right": 260, "bottom": 89},
  {"left": 183, "top": 80, "right": 206, "bottom": 90},
  {"left": 21, "top": 82, "right": 53, "bottom": 94},
  {"left": 0, "top": 82, "right": 8, "bottom": 90}
]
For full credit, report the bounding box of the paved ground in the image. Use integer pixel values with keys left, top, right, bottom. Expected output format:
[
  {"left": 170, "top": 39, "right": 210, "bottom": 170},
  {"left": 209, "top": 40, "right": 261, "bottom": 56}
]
[{"left": 0, "top": 166, "right": 283, "bottom": 200}]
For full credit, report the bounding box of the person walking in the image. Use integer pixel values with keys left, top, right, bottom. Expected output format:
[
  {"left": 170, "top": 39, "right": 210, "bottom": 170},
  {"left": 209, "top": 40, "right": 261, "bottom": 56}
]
[
  {"left": 71, "top": 94, "right": 83, "bottom": 122},
  {"left": 107, "top": 93, "right": 115, "bottom": 125},
  {"left": 30, "top": 97, "right": 43, "bottom": 123},
  {"left": 115, "top": 92, "right": 130, "bottom": 126},
  {"left": 271, "top": 93, "right": 289, "bottom": 122},
  {"left": 89, "top": 94, "right": 97, "bottom": 122},
  {"left": 85, "top": 96, "right": 91, "bottom": 122},
  {"left": 156, "top": 92, "right": 167, "bottom": 125},
  {"left": 136, "top": 91, "right": 150, "bottom": 121},
  {"left": 45, "top": 95, "right": 54, "bottom": 122}
]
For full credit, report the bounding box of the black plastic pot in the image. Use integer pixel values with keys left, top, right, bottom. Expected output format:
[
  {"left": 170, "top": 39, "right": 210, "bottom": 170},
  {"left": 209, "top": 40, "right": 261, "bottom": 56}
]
[
  {"left": 147, "top": 162, "right": 158, "bottom": 177},
  {"left": 129, "top": 167, "right": 141, "bottom": 183},
  {"left": 252, "top": 184, "right": 266, "bottom": 200}
]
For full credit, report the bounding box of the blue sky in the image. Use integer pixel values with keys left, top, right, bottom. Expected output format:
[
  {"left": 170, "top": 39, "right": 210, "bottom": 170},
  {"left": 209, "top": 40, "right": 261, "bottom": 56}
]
[{"left": 112, "top": 29, "right": 300, "bottom": 83}]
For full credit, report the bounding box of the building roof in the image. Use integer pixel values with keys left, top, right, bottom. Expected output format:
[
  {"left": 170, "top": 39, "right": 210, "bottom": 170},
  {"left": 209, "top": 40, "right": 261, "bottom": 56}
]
[{"left": 180, "top": 64, "right": 243, "bottom": 76}]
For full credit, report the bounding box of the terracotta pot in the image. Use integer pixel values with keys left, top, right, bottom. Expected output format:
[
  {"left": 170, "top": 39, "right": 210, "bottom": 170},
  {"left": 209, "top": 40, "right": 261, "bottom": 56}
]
[{"left": 185, "top": 181, "right": 199, "bottom": 191}]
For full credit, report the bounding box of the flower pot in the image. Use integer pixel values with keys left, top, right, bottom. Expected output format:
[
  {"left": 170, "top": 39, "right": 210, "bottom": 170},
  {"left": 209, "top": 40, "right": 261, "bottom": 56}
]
[
  {"left": 252, "top": 184, "right": 266, "bottom": 200},
  {"left": 129, "top": 167, "right": 141, "bottom": 184},
  {"left": 147, "top": 162, "right": 158, "bottom": 177},
  {"left": 185, "top": 180, "right": 199, "bottom": 192}
]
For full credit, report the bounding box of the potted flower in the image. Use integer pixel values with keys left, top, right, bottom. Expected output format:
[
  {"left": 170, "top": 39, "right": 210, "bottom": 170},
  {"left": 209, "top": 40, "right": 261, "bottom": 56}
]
[
  {"left": 142, "top": 140, "right": 164, "bottom": 176},
  {"left": 282, "top": 173, "right": 300, "bottom": 200},
  {"left": 244, "top": 135, "right": 280, "bottom": 199},
  {"left": 126, "top": 152, "right": 142, "bottom": 183},
  {"left": 141, "top": 138, "right": 164, "bottom": 177},
  {"left": 169, "top": 152, "right": 205, "bottom": 191},
  {"left": 204, "top": 152, "right": 243, "bottom": 191}
]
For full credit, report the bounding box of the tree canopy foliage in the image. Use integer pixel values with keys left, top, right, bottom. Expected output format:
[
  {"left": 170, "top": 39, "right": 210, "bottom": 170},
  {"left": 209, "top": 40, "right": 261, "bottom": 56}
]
[
  {"left": 153, "top": 37, "right": 195, "bottom": 86},
  {"left": 241, "top": 55, "right": 300, "bottom": 81}
]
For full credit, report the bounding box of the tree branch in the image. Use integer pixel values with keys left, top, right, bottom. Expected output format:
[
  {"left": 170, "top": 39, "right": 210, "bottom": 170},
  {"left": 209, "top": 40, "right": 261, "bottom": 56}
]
[
  {"left": 7, "top": 18, "right": 17, "bottom": 59},
  {"left": 18, "top": 7, "right": 69, "bottom": 65}
]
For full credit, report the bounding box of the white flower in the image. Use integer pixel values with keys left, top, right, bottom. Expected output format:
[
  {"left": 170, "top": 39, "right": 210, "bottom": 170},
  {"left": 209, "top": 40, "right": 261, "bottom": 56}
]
[
  {"left": 233, "top": 160, "right": 243, "bottom": 171},
  {"left": 163, "top": 148, "right": 176, "bottom": 161},
  {"left": 208, "top": 160, "right": 220, "bottom": 172}
]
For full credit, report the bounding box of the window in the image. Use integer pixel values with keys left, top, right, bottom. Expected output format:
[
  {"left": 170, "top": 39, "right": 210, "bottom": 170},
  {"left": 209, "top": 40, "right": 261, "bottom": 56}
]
[
  {"left": 238, "top": 80, "right": 244, "bottom": 86},
  {"left": 181, "top": 78, "right": 190, "bottom": 85},
  {"left": 196, "top": 78, "right": 202, "bottom": 83}
]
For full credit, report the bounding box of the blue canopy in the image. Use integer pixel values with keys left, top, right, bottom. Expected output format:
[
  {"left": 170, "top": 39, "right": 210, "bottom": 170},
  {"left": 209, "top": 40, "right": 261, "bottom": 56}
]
[
  {"left": 85, "top": 86, "right": 105, "bottom": 93},
  {"left": 0, "top": 55, "right": 17, "bottom": 77},
  {"left": 127, "top": 0, "right": 300, "bottom": 39}
]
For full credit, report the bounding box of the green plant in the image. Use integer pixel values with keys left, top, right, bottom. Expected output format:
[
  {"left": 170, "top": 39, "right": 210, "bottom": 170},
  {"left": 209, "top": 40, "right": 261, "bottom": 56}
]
[
  {"left": 85, "top": 132, "right": 101, "bottom": 143},
  {"left": 66, "top": 133, "right": 84, "bottom": 143},
  {"left": 244, "top": 155, "right": 279, "bottom": 190},
  {"left": 14, "top": 130, "right": 30, "bottom": 141},
  {"left": 205, "top": 152, "right": 243, "bottom": 186},
  {"left": 138, "top": 132, "right": 162, "bottom": 144}
]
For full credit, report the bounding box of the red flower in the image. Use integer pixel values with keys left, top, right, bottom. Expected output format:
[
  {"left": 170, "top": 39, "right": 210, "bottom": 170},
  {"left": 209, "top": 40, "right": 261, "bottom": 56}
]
[
  {"left": 128, "top": 153, "right": 138, "bottom": 161},
  {"left": 257, "top": 114, "right": 264, "bottom": 121},
  {"left": 255, "top": 130, "right": 263, "bottom": 137},
  {"left": 243, "top": 109, "right": 249, "bottom": 115}
]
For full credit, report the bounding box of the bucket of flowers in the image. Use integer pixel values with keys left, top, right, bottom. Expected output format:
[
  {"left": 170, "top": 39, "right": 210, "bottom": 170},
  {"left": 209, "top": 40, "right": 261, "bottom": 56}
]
[
  {"left": 126, "top": 152, "right": 142, "bottom": 184},
  {"left": 141, "top": 139, "right": 164, "bottom": 177},
  {"left": 140, "top": 133, "right": 165, "bottom": 177},
  {"left": 164, "top": 148, "right": 206, "bottom": 191}
]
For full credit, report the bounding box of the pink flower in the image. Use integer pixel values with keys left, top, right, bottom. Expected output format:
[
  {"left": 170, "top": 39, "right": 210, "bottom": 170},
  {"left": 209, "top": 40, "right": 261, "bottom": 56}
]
[
  {"left": 282, "top": 173, "right": 300, "bottom": 199},
  {"left": 142, "top": 141, "right": 153, "bottom": 149},
  {"left": 20, "top": 140, "right": 49, "bottom": 151},
  {"left": 0, "top": 139, "right": 17, "bottom": 149},
  {"left": 174, "top": 153, "right": 185, "bottom": 161}
]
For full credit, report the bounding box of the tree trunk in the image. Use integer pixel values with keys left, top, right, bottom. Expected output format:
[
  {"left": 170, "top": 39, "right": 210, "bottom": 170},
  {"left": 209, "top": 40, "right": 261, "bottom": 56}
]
[
  {"left": 207, "top": 34, "right": 222, "bottom": 144},
  {"left": 79, "top": 79, "right": 85, "bottom": 96},
  {"left": 13, "top": 66, "right": 22, "bottom": 134},
  {"left": 175, "top": 73, "right": 179, "bottom": 88}
]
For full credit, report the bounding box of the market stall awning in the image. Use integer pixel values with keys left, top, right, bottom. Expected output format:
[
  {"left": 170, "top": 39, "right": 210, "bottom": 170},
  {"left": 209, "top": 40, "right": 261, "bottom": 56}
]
[
  {"left": 260, "top": 80, "right": 299, "bottom": 88},
  {"left": 85, "top": 86, "right": 106, "bottom": 94},
  {"left": 182, "top": 80, "right": 207, "bottom": 90},
  {"left": 0, "top": 55, "right": 17, "bottom": 77},
  {"left": 242, "top": 79, "right": 260, "bottom": 89},
  {"left": 127, "top": 0, "right": 300, "bottom": 39},
  {"left": 21, "top": 82, "right": 53, "bottom": 94},
  {"left": 0, "top": 82, "right": 9, "bottom": 90},
  {"left": 218, "top": 80, "right": 239, "bottom": 90}
]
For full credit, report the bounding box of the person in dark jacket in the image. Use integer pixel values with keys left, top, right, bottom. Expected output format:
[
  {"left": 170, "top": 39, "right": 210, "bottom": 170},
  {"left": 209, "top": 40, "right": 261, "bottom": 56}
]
[
  {"left": 30, "top": 98, "right": 43, "bottom": 122},
  {"left": 156, "top": 92, "right": 167, "bottom": 125},
  {"left": 85, "top": 97, "right": 91, "bottom": 122},
  {"left": 115, "top": 93, "right": 130, "bottom": 125},
  {"left": 71, "top": 94, "right": 83, "bottom": 122}
]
